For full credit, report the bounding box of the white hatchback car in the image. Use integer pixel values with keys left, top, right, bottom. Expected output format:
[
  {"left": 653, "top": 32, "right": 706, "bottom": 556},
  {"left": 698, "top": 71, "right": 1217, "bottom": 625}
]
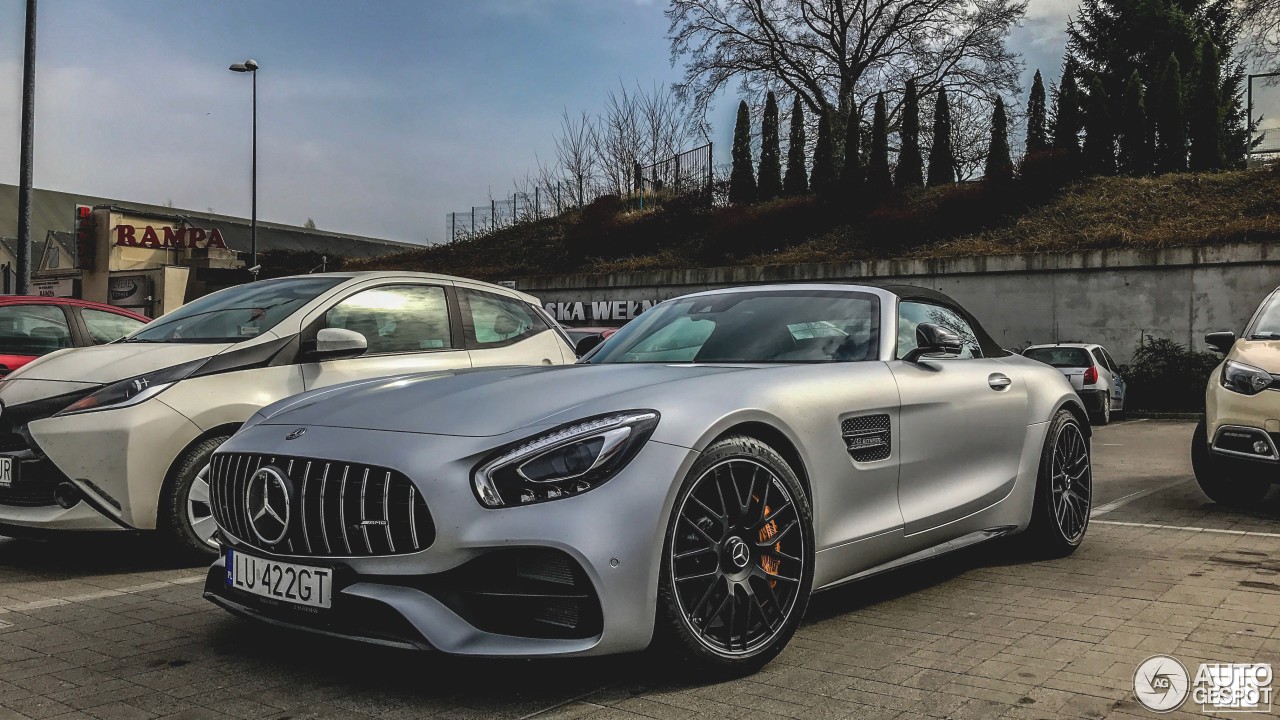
[
  {"left": 1023, "top": 343, "right": 1127, "bottom": 425},
  {"left": 0, "top": 272, "right": 574, "bottom": 557}
]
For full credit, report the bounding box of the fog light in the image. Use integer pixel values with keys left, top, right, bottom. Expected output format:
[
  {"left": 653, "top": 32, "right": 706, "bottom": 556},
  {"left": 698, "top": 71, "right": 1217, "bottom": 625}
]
[
  {"left": 1254, "top": 440, "right": 1271, "bottom": 455},
  {"left": 53, "top": 481, "right": 82, "bottom": 509}
]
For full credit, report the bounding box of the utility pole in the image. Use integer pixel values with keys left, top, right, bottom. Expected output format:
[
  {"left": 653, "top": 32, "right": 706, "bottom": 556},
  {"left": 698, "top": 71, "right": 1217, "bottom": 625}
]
[{"left": 16, "top": 0, "right": 39, "bottom": 295}]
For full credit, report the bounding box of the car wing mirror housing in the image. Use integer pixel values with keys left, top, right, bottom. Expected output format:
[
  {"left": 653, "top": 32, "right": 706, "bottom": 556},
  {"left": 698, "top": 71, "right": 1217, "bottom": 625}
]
[
  {"left": 307, "top": 328, "right": 368, "bottom": 361},
  {"left": 574, "top": 334, "right": 604, "bottom": 358},
  {"left": 1205, "top": 331, "right": 1236, "bottom": 354},
  {"left": 904, "top": 322, "right": 963, "bottom": 362}
]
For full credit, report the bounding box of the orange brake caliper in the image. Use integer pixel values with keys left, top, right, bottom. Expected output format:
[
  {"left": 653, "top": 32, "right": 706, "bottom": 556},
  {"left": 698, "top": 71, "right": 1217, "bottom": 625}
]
[{"left": 757, "top": 504, "right": 780, "bottom": 588}]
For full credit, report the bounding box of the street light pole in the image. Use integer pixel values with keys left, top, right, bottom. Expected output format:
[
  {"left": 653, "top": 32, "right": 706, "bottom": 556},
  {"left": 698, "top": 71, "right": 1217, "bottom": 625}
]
[
  {"left": 16, "top": 0, "right": 38, "bottom": 296},
  {"left": 229, "top": 59, "right": 260, "bottom": 274}
]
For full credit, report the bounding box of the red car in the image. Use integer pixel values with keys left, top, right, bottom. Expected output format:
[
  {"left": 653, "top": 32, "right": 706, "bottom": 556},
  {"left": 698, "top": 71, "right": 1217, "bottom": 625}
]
[{"left": 0, "top": 297, "right": 149, "bottom": 376}]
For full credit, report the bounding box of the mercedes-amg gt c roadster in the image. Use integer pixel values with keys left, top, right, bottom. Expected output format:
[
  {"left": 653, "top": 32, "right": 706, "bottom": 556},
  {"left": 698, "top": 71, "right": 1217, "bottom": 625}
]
[{"left": 203, "top": 284, "right": 1093, "bottom": 673}]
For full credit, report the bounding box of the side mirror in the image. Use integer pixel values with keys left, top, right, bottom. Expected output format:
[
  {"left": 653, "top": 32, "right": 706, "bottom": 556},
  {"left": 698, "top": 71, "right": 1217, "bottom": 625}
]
[
  {"left": 904, "top": 323, "right": 963, "bottom": 362},
  {"left": 308, "top": 328, "right": 367, "bottom": 361},
  {"left": 574, "top": 334, "right": 604, "bottom": 358},
  {"left": 1205, "top": 331, "right": 1236, "bottom": 354}
]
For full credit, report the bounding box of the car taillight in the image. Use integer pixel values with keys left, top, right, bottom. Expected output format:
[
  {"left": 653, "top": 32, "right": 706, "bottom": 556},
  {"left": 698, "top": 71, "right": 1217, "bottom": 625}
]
[{"left": 1083, "top": 365, "right": 1098, "bottom": 385}]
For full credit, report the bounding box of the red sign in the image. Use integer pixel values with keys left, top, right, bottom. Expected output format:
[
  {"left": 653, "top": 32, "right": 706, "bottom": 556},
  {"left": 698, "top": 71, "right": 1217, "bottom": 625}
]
[{"left": 114, "top": 224, "right": 229, "bottom": 250}]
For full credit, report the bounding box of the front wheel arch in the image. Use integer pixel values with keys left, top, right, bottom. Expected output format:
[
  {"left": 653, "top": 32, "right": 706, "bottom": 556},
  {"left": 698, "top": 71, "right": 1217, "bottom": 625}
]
[
  {"left": 706, "top": 420, "right": 812, "bottom": 506},
  {"left": 1056, "top": 398, "right": 1092, "bottom": 440}
]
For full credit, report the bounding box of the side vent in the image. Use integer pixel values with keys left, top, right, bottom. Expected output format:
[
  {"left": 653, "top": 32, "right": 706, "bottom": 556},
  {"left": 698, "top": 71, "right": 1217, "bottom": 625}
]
[{"left": 841, "top": 414, "right": 891, "bottom": 462}]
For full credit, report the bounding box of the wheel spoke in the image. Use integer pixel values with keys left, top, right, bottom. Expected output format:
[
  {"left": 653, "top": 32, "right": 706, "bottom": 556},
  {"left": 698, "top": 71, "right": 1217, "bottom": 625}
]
[
  {"left": 188, "top": 474, "right": 210, "bottom": 504},
  {"left": 679, "top": 514, "right": 720, "bottom": 547},
  {"left": 758, "top": 517, "right": 796, "bottom": 546},
  {"left": 690, "top": 493, "right": 725, "bottom": 523},
  {"left": 674, "top": 545, "right": 716, "bottom": 561},
  {"left": 675, "top": 568, "right": 719, "bottom": 583}
]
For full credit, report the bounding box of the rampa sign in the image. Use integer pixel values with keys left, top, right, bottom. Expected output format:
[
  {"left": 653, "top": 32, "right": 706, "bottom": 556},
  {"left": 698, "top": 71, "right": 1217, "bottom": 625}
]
[
  {"left": 544, "top": 300, "right": 656, "bottom": 322},
  {"left": 113, "top": 223, "right": 229, "bottom": 250}
]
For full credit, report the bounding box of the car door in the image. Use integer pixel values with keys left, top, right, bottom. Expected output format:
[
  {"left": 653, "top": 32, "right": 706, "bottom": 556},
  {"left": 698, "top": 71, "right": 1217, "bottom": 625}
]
[
  {"left": 300, "top": 282, "right": 472, "bottom": 390},
  {"left": 888, "top": 299, "right": 1029, "bottom": 535},
  {"left": 456, "top": 286, "right": 570, "bottom": 367},
  {"left": 1099, "top": 347, "right": 1125, "bottom": 407}
]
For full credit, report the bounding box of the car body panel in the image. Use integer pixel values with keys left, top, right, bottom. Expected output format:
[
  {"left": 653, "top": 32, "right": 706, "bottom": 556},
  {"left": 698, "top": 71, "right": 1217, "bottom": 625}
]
[
  {"left": 1205, "top": 340, "right": 1280, "bottom": 449},
  {"left": 203, "top": 283, "right": 1088, "bottom": 657}
]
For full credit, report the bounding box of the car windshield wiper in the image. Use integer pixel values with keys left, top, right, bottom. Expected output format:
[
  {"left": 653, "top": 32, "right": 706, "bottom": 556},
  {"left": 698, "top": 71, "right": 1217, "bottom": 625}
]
[{"left": 1249, "top": 332, "right": 1280, "bottom": 340}]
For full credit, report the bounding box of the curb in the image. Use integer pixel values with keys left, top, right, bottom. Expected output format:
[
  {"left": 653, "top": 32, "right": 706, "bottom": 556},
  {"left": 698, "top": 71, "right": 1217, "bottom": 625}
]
[{"left": 1126, "top": 412, "right": 1204, "bottom": 420}]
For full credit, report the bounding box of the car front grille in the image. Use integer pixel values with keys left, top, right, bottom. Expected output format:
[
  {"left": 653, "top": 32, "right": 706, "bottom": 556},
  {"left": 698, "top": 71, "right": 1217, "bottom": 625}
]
[{"left": 209, "top": 453, "right": 435, "bottom": 558}]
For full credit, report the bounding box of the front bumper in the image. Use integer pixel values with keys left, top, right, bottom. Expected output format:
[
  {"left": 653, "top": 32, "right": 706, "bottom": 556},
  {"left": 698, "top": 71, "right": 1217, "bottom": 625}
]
[
  {"left": 203, "top": 422, "right": 698, "bottom": 657},
  {"left": 1205, "top": 380, "right": 1280, "bottom": 473}
]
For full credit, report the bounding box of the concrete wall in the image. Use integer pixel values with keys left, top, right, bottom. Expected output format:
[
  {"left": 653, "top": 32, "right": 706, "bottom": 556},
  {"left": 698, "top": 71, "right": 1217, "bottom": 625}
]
[{"left": 516, "top": 242, "right": 1280, "bottom": 363}]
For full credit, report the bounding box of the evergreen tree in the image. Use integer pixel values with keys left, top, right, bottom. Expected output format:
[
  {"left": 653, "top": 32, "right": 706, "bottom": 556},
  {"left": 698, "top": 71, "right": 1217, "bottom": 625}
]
[
  {"left": 810, "top": 111, "right": 837, "bottom": 194},
  {"left": 984, "top": 97, "right": 1014, "bottom": 182},
  {"left": 783, "top": 96, "right": 809, "bottom": 195},
  {"left": 1155, "top": 53, "right": 1188, "bottom": 173},
  {"left": 1026, "top": 70, "right": 1049, "bottom": 155},
  {"left": 1189, "top": 39, "right": 1223, "bottom": 171},
  {"left": 1052, "top": 62, "right": 1083, "bottom": 154},
  {"left": 866, "top": 92, "right": 892, "bottom": 197},
  {"left": 841, "top": 100, "right": 864, "bottom": 193},
  {"left": 1118, "top": 70, "right": 1152, "bottom": 175},
  {"left": 1064, "top": 0, "right": 1246, "bottom": 167},
  {"left": 758, "top": 91, "right": 784, "bottom": 199},
  {"left": 895, "top": 79, "right": 924, "bottom": 190},
  {"left": 926, "top": 88, "right": 956, "bottom": 186},
  {"left": 1083, "top": 75, "right": 1116, "bottom": 175},
  {"left": 728, "top": 100, "right": 757, "bottom": 203}
]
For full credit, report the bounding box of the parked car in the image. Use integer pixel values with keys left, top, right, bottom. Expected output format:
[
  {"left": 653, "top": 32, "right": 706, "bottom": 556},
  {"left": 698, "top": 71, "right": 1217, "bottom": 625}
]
[
  {"left": 0, "top": 297, "right": 149, "bottom": 377},
  {"left": 1023, "top": 343, "right": 1126, "bottom": 424},
  {"left": 0, "top": 272, "right": 574, "bottom": 557},
  {"left": 564, "top": 325, "right": 618, "bottom": 356},
  {"left": 203, "top": 284, "right": 1092, "bottom": 674},
  {"left": 1194, "top": 286, "right": 1280, "bottom": 505}
]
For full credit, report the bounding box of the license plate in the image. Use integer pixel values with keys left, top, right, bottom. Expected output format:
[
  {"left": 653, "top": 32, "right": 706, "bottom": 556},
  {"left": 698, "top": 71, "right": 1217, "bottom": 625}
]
[
  {"left": 0, "top": 456, "right": 13, "bottom": 488},
  {"left": 225, "top": 549, "right": 332, "bottom": 609}
]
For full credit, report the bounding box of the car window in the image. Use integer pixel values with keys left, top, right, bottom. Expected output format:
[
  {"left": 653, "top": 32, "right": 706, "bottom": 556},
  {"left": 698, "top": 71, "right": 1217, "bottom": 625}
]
[
  {"left": 0, "top": 304, "right": 72, "bottom": 355},
  {"left": 324, "top": 285, "right": 452, "bottom": 355},
  {"left": 1024, "top": 347, "right": 1092, "bottom": 368},
  {"left": 1091, "top": 348, "right": 1108, "bottom": 370},
  {"left": 1101, "top": 348, "right": 1119, "bottom": 372},
  {"left": 460, "top": 289, "right": 546, "bottom": 347},
  {"left": 897, "top": 301, "right": 981, "bottom": 359},
  {"left": 82, "top": 308, "right": 146, "bottom": 345},
  {"left": 131, "top": 276, "right": 343, "bottom": 343}
]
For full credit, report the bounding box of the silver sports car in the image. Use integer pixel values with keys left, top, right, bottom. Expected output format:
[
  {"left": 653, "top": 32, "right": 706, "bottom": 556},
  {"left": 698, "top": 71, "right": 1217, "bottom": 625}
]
[{"left": 202, "top": 284, "right": 1093, "bottom": 673}]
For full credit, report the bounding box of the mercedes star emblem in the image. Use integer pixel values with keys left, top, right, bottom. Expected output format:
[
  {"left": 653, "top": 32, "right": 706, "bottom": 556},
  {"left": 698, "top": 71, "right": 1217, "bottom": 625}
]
[
  {"left": 285, "top": 428, "right": 306, "bottom": 441},
  {"left": 245, "top": 466, "right": 291, "bottom": 545},
  {"left": 728, "top": 536, "right": 751, "bottom": 569}
]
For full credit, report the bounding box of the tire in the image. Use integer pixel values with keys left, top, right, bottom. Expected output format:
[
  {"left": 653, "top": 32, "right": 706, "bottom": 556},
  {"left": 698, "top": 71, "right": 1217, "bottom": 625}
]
[
  {"left": 1025, "top": 409, "right": 1092, "bottom": 558},
  {"left": 1191, "top": 420, "right": 1270, "bottom": 506},
  {"left": 654, "top": 435, "right": 815, "bottom": 676},
  {"left": 1090, "top": 396, "right": 1111, "bottom": 426},
  {"left": 157, "top": 435, "right": 229, "bottom": 562}
]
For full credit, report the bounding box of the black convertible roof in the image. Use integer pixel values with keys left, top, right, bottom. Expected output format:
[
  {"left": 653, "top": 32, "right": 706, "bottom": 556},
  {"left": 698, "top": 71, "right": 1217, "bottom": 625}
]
[{"left": 878, "top": 284, "right": 1008, "bottom": 358}]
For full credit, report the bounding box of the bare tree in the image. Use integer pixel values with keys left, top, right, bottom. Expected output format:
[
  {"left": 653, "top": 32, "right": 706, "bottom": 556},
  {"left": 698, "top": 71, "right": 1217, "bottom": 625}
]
[
  {"left": 636, "top": 81, "right": 701, "bottom": 168},
  {"left": 1244, "top": 0, "right": 1280, "bottom": 72},
  {"left": 554, "top": 109, "right": 599, "bottom": 206},
  {"left": 667, "top": 0, "right": 1027, "bottom": 130},
  {"left": 595, "top": 85, "right": 643, "bottom": 196}
]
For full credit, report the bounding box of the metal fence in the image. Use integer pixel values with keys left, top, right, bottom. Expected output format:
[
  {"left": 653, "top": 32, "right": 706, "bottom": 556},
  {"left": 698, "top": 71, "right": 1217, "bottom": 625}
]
[
  {"left": 636, "top": 142, "right": 713, "bottom": 206},
  {"left": 445, "top": 185, "right": 575, "bottom": 242}
]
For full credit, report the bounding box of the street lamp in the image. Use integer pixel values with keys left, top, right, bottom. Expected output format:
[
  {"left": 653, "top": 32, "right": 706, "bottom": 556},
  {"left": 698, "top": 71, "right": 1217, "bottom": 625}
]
[{"left": 229, "top": 58, "right": 260, "bottom": 275}]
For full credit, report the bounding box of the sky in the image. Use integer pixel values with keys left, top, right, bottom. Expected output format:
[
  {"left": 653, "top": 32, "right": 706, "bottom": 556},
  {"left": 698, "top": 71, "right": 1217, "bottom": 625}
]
[{"left": 0, "top": 0, "right": 1082, "bottom": 246}]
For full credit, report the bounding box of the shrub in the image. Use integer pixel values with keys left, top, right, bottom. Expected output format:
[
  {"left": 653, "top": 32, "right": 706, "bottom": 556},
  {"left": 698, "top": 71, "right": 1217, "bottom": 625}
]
[{"left": 1119, "top": 336, "right": 1221, "bottom": 412}]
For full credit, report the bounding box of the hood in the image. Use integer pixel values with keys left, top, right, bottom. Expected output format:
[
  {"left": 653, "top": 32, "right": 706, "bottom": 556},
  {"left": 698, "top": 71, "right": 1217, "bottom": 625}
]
[
  {"left": 1229, "top": 339, "right": 1280, "bottom": 373},
  {"left": 258, "top": 363, "right": 754, "bottom": 437},
  {"left": 8, "top": 341, "right": 233, "bottom": 385}
]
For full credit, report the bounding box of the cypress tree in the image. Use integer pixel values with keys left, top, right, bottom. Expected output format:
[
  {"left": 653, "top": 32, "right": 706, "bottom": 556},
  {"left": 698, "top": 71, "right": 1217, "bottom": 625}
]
[
  {"left": 1026, "top": 70, "right": 1049, "bottom": 155},
  {"left": 1155, "top": 53, "right": 1187, "bottom": 173},
  {"left": 783, "top": 96, "right": 808, "bottom": 195},
  {"left": 895, "top": 80, "right": 924, "bottom": 190},
  {"left": 866, "top": 92, "right": 892, "bottom": 197},
  {"left": 810, "top": 111, "right": 837, "bottom": 194},
  {"left": 1189, "top": 40, "right": 1223, "bottom": 171},
  {"left": 1118, "top": 70, "right": 1152, "bottom": 175},
  {"left": 841, "top": 100, "right": 864, "bottom": 193},
  {"left": 926, "top": 88, "right": 956, "bottom": 186},
  {"left": 984, "top": 97, "right": 1014, "bottom": 182},
  {"left": 1083, "top": 76, "right": 1116, "bottom": 175},
  {"left": 1052, "top": 63, "right": 1083, "bottom": 155},
  {"left": 728, "top": 100, "right": 756, "bottom": 204},
  {"left": 758, "top": 91, "right": 784, "bottom": 200}
]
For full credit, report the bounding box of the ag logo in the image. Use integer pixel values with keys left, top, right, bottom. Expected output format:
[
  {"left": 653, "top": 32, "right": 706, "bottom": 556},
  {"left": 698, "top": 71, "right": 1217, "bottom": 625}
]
[
  {"left": 1135, "top": 654, "right": 1190, "bottom": 712},
  {"left": 245, "top": 466, "right": 291, "bottom": 545}
]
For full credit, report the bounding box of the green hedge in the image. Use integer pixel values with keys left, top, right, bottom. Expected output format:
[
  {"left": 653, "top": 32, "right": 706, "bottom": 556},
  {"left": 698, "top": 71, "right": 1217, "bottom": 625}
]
[{"left": 1118, "top": 336, "right": 1221, "bottom": 412}]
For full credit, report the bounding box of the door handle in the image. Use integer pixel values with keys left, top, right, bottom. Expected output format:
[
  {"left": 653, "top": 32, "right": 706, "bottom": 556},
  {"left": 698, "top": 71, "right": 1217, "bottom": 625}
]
[{"left": 988, "top": 373, "right": 1012, "bottom": 391}]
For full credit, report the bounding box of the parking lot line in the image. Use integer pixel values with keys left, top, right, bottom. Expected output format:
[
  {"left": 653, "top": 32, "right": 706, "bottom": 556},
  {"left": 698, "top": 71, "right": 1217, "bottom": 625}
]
[
  {"left": 0, "top": 574, "right": 204, "bottom": 614},
  {"left": 1090, "top": 479, "right": 1187, "bottom": 517},
  {"left": 1092, "top": 519, "right": 1280, "bottom": 538}
]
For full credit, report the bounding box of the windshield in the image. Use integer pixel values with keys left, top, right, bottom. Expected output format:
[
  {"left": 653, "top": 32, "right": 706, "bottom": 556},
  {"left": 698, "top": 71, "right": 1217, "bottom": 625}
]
[
  {"left": 1248, "top": 291, "right": 1280, "bottom": 340},
  {"left": 585, "top": 290, "right": 879, "bottom": 364},
  {"left": 128, "top": 277, "right": 344, "bottom": 343},
  {"left": 1024, "top": 347, "right": 1092, "bottom": 368}
]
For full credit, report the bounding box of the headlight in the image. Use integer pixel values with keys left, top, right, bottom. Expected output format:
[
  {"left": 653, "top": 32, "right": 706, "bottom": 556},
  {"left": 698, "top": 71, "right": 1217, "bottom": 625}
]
[
  {"left": 57, "top": 360, "right": 206, "bottom": 415},
  {"left": 473, "top": 410, "right": 659, "bottom": 507},
  {"left": 1221, "top": 360, "right": 1274, "bottom": 396}
]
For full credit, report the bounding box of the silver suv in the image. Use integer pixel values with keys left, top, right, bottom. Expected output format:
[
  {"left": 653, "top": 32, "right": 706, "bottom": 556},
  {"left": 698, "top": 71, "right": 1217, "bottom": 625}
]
[{"left": 1023, "top": 343, "right": 1127, "bottom": 425}]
